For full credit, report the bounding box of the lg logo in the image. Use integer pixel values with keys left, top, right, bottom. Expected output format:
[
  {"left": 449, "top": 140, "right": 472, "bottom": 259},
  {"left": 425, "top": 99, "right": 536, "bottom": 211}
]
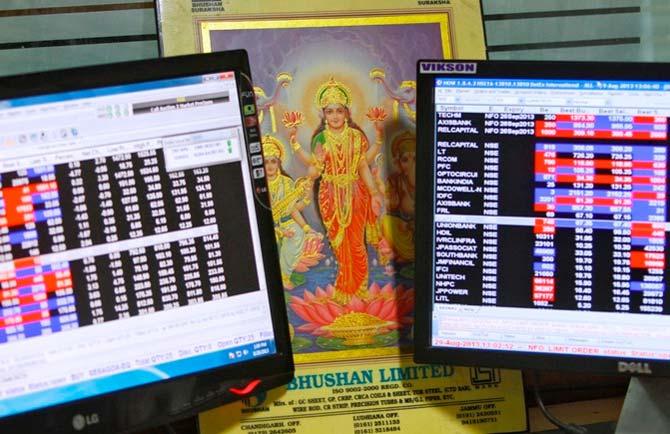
[
  {"left": 72, "top": 413, "right": 100, "bottom": 431},
  {"left": 618, "top": 361, "right": 652, "bottom": 374}
]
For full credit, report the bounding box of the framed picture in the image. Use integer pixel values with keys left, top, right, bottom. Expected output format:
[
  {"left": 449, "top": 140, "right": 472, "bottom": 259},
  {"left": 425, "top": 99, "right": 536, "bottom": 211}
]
[
  {"left": 157, "top": 0, "right": 486, "bottom": 362},
  {"left": 156, "top": 3, "right": 525, "bottom": 433}
]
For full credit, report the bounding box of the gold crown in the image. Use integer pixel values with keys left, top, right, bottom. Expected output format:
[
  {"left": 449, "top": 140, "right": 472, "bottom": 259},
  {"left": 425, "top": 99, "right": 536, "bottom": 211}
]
[
  {"left": 315, "top": 77, "right": 352, "bottom": 108},
  {"left": 262, "top": 134, "right": 286, "bottom": 160},
  {"left": 391, "top": 131, "right": 416, "bottom": 158}
]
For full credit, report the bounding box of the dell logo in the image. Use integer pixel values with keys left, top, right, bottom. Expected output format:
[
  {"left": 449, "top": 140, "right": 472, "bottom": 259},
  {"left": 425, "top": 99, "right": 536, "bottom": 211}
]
[
  {"left": 618, "top": 361, "right": 652, "bottom": 374},
  {"left": 72, "top": 413, "right": 100, "bottom": 431}
]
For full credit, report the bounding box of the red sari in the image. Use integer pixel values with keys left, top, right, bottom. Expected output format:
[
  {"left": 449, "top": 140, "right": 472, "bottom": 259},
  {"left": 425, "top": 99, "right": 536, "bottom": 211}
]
[{"left": 313, "top": 127, "right": 377, "bottom": 302}]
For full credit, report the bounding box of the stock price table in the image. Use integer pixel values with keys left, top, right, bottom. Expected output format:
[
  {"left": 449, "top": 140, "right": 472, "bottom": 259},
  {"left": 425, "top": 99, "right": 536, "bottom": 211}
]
[
  {"left": 433, "top": 111, "right": 670, "bottom": 314},
  {"left": 0, "top": 149, "right": 258, "bottom": 343}
]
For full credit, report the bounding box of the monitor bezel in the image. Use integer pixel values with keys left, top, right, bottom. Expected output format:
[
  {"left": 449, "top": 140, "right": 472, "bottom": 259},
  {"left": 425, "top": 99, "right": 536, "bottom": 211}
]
[
  {"left": 0, "top": 50, "right": 294, "bottom": 433},
  {"left": 414, "top": 59, "right": 670, "bottom": 377}
]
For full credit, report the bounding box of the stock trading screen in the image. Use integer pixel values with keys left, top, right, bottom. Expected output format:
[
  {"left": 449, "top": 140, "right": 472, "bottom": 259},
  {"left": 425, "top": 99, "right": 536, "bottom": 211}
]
[
  {"left": 0, "top": 72, "right": 283, "bottom": 420},
  {"left": 431, "top": 79, "right": 670, "bottom": 320},
  {"left": 0, "top": 147, "right": 259, "bottom": 343}
]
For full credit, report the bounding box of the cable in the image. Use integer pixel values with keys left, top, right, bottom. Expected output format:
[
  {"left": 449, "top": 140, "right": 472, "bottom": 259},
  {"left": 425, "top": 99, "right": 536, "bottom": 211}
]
[
  {"left": 532, "top": 371, "right": 588, "bottom": 434},
  {"left": 163, "top": 422, "right": 178, "bottom": 434}
]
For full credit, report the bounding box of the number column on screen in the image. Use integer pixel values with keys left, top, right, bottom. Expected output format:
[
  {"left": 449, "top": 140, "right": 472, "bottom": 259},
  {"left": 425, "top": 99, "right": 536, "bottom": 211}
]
[
  {"left": 137, "top": 150, "right": 168, "bottom": 235},
  {"left": 154, "top": 242, "right": 178, "bottom": 309},
  {"left": 570, "top": 146, "right": 596, "bottom": 310},
  {"left": 169, "top": 170, "right": 203, "bottom": 305},
  {"left": 533, "top": 143, "right": 557, "bottom": 307},
  {"left": 610, "top": 147, "right": 634, "bottom": 312},
  {"left": 95, "top": 158, "right": 118, "bottom": 244},
  {"left": 63, "top": 161, "right": 107, "bottom": 327},
  {"left": 630, "top": 146, "right": 667, "bottom": 313},
  {"left": 193, "top": 167, "right": 226, "bottom": 300}
]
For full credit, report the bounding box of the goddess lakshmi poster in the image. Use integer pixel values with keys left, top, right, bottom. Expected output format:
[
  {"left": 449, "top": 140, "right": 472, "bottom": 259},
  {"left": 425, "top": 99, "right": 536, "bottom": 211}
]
[
  {"left": 208, "top": 19, "right": 441, "bottom": 358},
  {"left": 160, "top": 5, "right": 487, "bottom": 361}
]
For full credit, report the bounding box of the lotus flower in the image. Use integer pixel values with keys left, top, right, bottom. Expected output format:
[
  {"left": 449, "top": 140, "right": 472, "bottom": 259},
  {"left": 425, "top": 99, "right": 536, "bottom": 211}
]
[
  {"left": 282, "top": 111, "right": 304, "bottom": 128},
  {"left": 366, "top": 106, "right": 388, "bottom": 122},
  {"left": 294, "top": 232, "right": 325, "bottom": 272},
  {"left": 289, "top": 283, "right": 414, "bottom": 341}
]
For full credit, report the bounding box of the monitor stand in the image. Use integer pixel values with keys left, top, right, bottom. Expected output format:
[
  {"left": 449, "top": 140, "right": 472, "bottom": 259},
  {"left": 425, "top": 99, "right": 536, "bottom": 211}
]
[{"left": 615, "top": 377, "right": 670, "bottom": 433}]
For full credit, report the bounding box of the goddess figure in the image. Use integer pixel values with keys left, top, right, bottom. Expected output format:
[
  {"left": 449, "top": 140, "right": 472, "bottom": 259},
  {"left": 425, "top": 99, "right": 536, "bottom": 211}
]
[
  {"left": 287, "top": 77, "right": 388, "bottom": 303},
  {"left": 381, "top": 131, "right": 416, "bottom": 264},
  {"left": 262, "top": 134, "right": 315, "bottom": 289}
]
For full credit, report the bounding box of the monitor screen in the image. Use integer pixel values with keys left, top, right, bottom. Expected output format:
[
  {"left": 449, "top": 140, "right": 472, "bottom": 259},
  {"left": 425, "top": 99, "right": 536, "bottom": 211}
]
[
  {"left": 0, "top": 51, "right": 292, "bottom": 432},
  {"left": 414, "top": 60, "right": 670, "bottom": 376}
]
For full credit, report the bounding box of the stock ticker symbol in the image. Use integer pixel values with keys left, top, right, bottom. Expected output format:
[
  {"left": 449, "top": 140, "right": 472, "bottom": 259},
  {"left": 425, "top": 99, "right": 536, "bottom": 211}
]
[{"left": 469, "top": 367, "right": 501, "bottom": 387}]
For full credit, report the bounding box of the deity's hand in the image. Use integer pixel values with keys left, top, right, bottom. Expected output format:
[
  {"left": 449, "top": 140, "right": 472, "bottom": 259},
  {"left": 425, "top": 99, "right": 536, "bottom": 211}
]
[
  {"left": 282, "top": 111, "right": 303, "bottom": 140},
  {"left": 377, "top": 237, "right": 394, "bottom": 263},
  {"left": 314, "top": 145, "right": 325, "bottom": 161},
  {"left": 366, "top": 107, "right": 387, "bottom": 137},
  {"left": 371, "top": 192, "right": 384, "bottom": 217},
  {"left": 303, "top": 178, "right": 315, "bottom": 193},
  {"left": 288, "top": 126, "right": 298, "bottom": 144},
  {"left": 374, "top": 120, "right": 384, "bottom": 137},
  {"left": 283, "top": 228, "right": 295, "bottom": 238},
  {"left": 307, "top": 165, "right": 320, "bottom": 179}
]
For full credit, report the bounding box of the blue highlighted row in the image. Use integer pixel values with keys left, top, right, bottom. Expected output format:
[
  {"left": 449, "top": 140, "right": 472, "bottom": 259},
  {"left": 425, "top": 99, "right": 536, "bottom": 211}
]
[
  {"left": 15, "top": 263, "right": 69, "bottom": 278},
  {"left": 31, "top": 191, "right": 59, "bottom": 205},
  {"left": 630, "top": 281, "right": 665, "bottom": 292},
  {"left": 631, "top": 237, "right": 665, "bottom": 246},
  {"left": 8, "top": 230, "right": 37, "bottom": 245},
  {"left": 0, "top": 339, "right": 277, "bottom": 417},
  {"left": 0, "top": 316, "right": 79, "bottom": 343},
  {"left": 535, "top": 188, "right": 632, "bottom": 198},
  {"left": 547, "top": 204, "right": 665, "bottom": 217},
  {"left": 629, "top": 184, "right": 667, "bottom": 192},
  {"left": 534, "top": 248, "right": 556, "bottom": 256},
  {"left": 27, "top": 166, "right": 55, "bottom": 178},
  {"left": 552, "top": 220, "right": 655, "bottom": 230},
  {"left": 0, "top": 295, "right": 75, "bottom": 317},
  {"left": 550, "top": 167, "right": 666, "bottom": 177},
  {"left": 532, "top": 186, "right": 663, "bottom": 194},
  {"left": 534, "top": 174, "right": 666, "bottom": 184},
  {"left": 34, "top": 208, "right": 61, "bottom": 222},
  {"left": 631, "top": 203, "right": 667, "bottom": 218},
  {"left": 17, "top": 284, "right": 46, "bottom": 296},
  {"left": 533, "top": 263, "right": 555, "bottom": 272},
  {"left": 535, "top": 188, "right": 666, "bottom": 199}
]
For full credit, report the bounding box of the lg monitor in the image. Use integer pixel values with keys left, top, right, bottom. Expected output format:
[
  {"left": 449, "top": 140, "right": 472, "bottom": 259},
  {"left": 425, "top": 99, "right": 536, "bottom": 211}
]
[
  {"left": 0, "top": 50, "right": 293, "bottom": 432},
  {"left": 414, "top": 60, "right": 670, "bottom": 376}
]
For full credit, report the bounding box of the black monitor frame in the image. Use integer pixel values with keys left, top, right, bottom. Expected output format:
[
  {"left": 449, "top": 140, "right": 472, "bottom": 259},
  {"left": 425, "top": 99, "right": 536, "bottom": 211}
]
[
  {"left": 414, "top": 59, "right": 670, "bottom": 376},
  {"left": 0, "top": 50, "right": 293, "bottom": 433}
]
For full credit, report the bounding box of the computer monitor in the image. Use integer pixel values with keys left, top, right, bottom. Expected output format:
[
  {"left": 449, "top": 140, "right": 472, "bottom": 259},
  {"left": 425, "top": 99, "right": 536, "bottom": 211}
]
[
  {"left": 414, "top": 60, "right": 670, "bottom": 376},
  {"left": 0, "top": 50, "right": 293, "bottom": 433}
]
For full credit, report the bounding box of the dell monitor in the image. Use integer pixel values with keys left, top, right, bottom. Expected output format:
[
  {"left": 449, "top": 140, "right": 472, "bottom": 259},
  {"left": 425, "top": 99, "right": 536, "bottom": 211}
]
[
  {"left": 0, "top": 50, "right": 293, "bottom": 433},
  {"left": 414, "top": 60, "right": 670, "bottom": 376}
]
